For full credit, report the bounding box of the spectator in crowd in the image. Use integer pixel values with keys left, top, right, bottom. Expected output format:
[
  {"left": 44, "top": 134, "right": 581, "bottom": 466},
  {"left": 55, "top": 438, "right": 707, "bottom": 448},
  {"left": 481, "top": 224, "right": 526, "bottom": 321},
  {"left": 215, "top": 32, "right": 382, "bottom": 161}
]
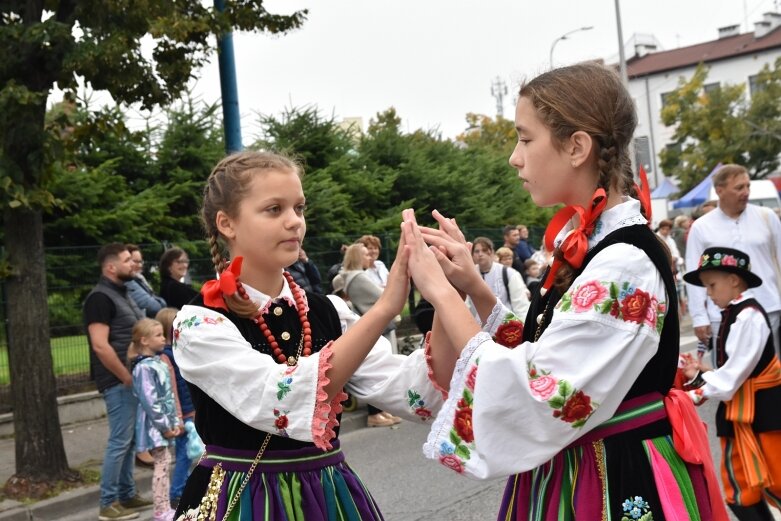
[
  {"left": 501, "top": 225, "right": 526, "bottom": 274},
  {"left": 125, "top": 244, "right": 166, "bottom": 318},
  {"left": 495, "top": 247, "right": 515, "bottom": 268},
  {"left": 523, "top": 258, "right": 542, "bottom": 295},
  {"left": 83, "top": 243, "right": 151, "bottom": 520},
  {"left": 671, "top": 214, "right": 692, "bottom": 260},
  {"left": 158, "top": 248, "right": 198, "bottom": 310},
  {"left": 325, "top": 244, "right": 349, "bottom": 293},
  {"left": 692, "top": 200, "right": 718, "bottom": 220},
  {"left": 470, "top": 237, "right": 530, "bottom": 319},
  {"left": 355, "top": 235, "right": 390, "bottom": 288},
  {"left": 154, "top": 308, "right": 195, "bottom": 510},
  {"left": 514, "top": 224, "right": 537, "bottom": 263},
  {"left": 657, "top": 219, "right": 687, "bottom": 316},
  {"left": 286, "top": 247, "right": 322, "bottom": 294},
  {"left": 340, "top": 243, "right": 401, "bottom": 427},
  {"left": 127, "top": 318, "right": 180, "bottom": 521},
  {"left": 686, "top": 164, "right": 781, "bottom": 359}
]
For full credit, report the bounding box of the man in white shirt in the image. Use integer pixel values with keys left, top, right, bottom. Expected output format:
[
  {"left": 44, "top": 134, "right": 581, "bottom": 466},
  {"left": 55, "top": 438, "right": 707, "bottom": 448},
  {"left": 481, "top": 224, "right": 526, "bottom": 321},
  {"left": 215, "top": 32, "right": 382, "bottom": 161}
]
[
  {"left": 685, "top": 164, "right": 781, "bottom": 357},
  {"left": 469, "top": 237, "right": 530, "bottom": 320}
]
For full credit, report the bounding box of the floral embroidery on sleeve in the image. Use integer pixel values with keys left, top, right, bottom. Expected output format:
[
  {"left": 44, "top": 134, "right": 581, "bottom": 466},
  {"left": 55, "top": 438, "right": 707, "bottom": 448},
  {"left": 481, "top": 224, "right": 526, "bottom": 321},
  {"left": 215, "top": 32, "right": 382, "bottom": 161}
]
[
  {"left": 557, "top": 280, "right": 666, "bottom": 334},
  {"left": 273, "top": 408, "right": 289, "bottom": 437},
  {"left": 528, "top": 362, "right": 598, "bottom": 428},
  {"left": 276, "top": 365, "right": 298, "bottom": 400},
  {"left": 406, "top": 389, "right": 433, "bottom": 421},
  {"left": 493, "top": 313, "right": 524, "bottom": 347},
  {"left": 437, "top": 359, "right": 479, "bottom": 473},
  {"left": 173, "top": 315, "right": 225, "bottom": 347}
]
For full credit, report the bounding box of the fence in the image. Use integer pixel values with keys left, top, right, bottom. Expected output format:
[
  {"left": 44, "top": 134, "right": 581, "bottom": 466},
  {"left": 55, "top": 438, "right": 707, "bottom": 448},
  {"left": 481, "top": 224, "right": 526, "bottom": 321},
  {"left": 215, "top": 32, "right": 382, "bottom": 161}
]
[{"left": 0, "top": 227, "right": 540, "bottom": 413}]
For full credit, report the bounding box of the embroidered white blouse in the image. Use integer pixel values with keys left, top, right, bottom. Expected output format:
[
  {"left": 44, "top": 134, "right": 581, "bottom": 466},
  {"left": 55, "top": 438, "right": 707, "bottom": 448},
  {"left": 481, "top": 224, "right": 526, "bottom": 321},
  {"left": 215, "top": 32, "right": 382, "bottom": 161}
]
[
  {"left": 173, "top": 280, "right": 444, "bottom": 450},
  {"left": 423, "top": 198, "right": 670, "bottom": 479},
  {"left": 691, "top": 290, "right": 771, "bottom": 404}
]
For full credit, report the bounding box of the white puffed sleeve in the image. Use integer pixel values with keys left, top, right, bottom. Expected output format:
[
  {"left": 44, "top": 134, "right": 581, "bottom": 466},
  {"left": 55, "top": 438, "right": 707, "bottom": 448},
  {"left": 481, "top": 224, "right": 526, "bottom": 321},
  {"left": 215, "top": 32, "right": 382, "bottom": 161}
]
[
  {"left": 172, "top": 305, "right": 338, "bottom": 448},
  {"left": 325, "top": 295, "right": 446, "bottom": 423},
  {"left": 423, "top": 243, "right": 669, "bottom": 479}
]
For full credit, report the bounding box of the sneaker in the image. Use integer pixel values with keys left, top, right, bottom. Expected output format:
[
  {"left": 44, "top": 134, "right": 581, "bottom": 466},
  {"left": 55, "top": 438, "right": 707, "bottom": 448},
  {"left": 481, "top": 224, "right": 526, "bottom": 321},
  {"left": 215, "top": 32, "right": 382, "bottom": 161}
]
[
  {"left": 153, "top": 508, "right": 176, "bottom": 521},
  {"left": 120, "top": 494, "right": 153, "bottom": 510},
  {"left": 98, "top": 502, "right": 140, "bottom": 521},
  {"left": 380, "top": 412, "right": 402, "bottom": 425},
  {"left": 367, "top": 413, "right": 395, "bottom": 427}
]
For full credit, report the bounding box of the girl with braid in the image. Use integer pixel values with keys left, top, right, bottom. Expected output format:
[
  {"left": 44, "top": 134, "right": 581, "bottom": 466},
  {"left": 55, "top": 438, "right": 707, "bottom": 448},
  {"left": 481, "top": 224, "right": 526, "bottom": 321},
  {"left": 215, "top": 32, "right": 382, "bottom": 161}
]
[
  {"left": 171, "top": 151, "right": 444, "bottom": 520},
  {"left": 402, "top": 62, "right": 729, "bottom": 520}
]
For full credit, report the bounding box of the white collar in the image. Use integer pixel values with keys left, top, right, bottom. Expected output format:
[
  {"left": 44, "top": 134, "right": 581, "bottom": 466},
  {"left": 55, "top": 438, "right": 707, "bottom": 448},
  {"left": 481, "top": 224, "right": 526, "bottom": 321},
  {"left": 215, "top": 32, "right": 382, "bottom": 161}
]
[
  {"left": 728, "top": 288, "right": 757, "bottom": 307},
  {"left": 554, "top": 196, "right": 647, "bottom": 249},
  {"left": 238, "top": 275, "right": 303, "bottom": 315}
]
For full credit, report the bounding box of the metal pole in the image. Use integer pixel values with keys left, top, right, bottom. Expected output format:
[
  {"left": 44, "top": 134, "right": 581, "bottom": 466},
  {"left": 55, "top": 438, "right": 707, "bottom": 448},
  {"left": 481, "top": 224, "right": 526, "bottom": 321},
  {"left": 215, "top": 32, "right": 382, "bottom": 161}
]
[
  {"left": 549, "top": 26, "right": 594, "bottom": 68},
  {"left": 215, "top": 0, "right": 243, "bottom": 154},
  {"left": 614, "top": 0, "right": 629, "bottom": 85}
]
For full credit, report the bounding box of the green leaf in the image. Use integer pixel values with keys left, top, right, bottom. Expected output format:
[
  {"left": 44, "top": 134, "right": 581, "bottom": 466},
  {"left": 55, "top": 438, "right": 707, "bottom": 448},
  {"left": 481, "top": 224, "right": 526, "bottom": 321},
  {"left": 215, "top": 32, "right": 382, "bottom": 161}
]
[
  {"left": 548, "top": 395, "right": 565, "bottom": 409},
  {"left": 558, "top": 380, "right": 573, "bottom": 397},
  {"left": 449, "top": 429, "right": 460, "bottom": 445},
  {"left": 455, "top": 444, "right": 471, "bottom": 460}
]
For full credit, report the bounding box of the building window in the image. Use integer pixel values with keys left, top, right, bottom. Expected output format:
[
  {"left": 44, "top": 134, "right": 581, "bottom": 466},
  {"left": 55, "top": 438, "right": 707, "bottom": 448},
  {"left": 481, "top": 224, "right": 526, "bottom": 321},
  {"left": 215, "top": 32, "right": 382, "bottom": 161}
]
[
  {"left": 661, "top": 91, "right": 674, "bottom": 107},
  {"left": 748, "top": 75, "right": 764, "bottom": 97},
  {"left": 634, "top": 136, "right": 652, "bottom": 173},
  {"left": 703, "top": 82, "right": 721, "bottom": 94}
]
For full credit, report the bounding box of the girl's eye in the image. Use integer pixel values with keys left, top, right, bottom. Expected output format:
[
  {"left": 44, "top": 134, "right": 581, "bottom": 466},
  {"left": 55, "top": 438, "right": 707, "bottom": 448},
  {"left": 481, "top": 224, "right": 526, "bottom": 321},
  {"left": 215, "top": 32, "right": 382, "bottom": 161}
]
[
  {"left": 295, "top": 204, "right": 307, "bottom": 215},
  {"left": 519, "top": 138, "right": 531, "bottom": 145},
  {"left": 266, "top": 205, "right": 281, "bottom": 214}
]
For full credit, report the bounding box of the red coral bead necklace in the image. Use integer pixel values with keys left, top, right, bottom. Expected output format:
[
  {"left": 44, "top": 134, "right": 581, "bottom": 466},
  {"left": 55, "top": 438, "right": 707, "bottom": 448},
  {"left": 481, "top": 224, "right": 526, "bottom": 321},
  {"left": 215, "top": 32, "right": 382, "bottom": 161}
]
[{"left": 235, "top": 271, "right": 312, "bottom": 365}]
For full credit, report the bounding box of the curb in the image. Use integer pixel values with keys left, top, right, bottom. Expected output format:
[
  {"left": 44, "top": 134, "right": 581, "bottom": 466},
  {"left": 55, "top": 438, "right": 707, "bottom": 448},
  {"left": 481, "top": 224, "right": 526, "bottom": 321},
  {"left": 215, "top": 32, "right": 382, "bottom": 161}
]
[{"left": 0, "top": 410, "right": 368, "bottom": 520}]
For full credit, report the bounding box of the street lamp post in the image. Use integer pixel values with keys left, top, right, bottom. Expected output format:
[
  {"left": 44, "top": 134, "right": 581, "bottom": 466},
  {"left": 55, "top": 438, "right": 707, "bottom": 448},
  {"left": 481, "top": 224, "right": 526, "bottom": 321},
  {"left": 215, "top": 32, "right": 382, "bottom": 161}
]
[{"left": 549, "top": 26, "right": 594, "bottom": 68}]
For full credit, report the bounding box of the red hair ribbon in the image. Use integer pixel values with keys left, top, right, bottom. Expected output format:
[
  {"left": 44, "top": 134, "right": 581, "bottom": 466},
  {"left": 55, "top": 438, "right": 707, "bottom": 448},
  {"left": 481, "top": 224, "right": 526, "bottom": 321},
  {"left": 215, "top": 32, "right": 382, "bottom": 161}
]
[
  {"left": 540, "top": 189, "right": 607, "bottom": 294},
  {"left": 201, "top": 256, "right": 244, "bottom": 310},
  {"left": 633, "top": 165, "right": 652, "bottom": 225}
]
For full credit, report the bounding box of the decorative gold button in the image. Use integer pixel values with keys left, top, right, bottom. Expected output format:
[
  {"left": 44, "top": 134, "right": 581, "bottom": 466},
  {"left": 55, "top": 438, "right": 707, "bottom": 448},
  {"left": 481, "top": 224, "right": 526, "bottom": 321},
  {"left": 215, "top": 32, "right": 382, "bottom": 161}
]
[
  {"left": 273, "top": 307, "right": 283, "bottom": 316},
  {"left": 287, "top": 356, "right": 297, "bottom": 366},
  {"left": 536, "top": 314, "right": 543, "bottom": 325},
  {"left": 281, "top": 331, "right": 291, "bottom": 341}
]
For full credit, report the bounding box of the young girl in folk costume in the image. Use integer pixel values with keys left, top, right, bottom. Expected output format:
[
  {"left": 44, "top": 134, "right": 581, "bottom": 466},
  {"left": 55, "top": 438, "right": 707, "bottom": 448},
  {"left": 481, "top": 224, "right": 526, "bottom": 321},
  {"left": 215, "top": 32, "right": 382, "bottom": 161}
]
[
  {"left": 171, "top": 151, "right": 444, "bottom": 520},
  {"left": 128, "top": 318, "right": 182, "bottom": 521},
  {"left": 402, "top": 62, "right": 729, "bottom": 520}
]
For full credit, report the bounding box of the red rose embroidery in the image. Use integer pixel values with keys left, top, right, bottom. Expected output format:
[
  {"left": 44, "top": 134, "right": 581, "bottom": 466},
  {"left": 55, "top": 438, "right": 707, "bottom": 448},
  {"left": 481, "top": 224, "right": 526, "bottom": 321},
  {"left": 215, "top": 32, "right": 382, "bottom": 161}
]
[
  {"left": 644, "top": 296, "right": 659, "bottom": 328},
  {"left": 556, "top": 390, "right": 593, "bottom": 423},
  {"left": 454, "top": 407, "right": 474, "bottom": 443},
  {"left": 465, "top": 365, "right": 478, "bottom": 390},
  {"left": 274, "top": 415, "right": 289, "bottom": 429},
  {"left": 721, "top": 255, "right": 738, "bottom": 267},
  {"left": 609, "top": 299, "right": 620, "bottom": 318},
  {"left": 529, "top": 374, "right": 557, "bottom": 400},
  {"left": 621, "top": 289, "right": 652, "bottom": 324},
  {"left": 495, "top": 321, "right": 524, "bottom": 347},
  {"left": 415, "top": 407, "right": 432, "bottom": 419},
  {"left": 440, "top": 454, "right": 464, "bottom": 473}
]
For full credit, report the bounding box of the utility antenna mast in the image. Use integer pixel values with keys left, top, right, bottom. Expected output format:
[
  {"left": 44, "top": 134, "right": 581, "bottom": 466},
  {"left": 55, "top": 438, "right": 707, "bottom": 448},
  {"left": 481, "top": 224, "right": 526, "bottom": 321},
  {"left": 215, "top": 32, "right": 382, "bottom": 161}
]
[{"left": 490, "top": 77, "right": 508, "bottom": 119}]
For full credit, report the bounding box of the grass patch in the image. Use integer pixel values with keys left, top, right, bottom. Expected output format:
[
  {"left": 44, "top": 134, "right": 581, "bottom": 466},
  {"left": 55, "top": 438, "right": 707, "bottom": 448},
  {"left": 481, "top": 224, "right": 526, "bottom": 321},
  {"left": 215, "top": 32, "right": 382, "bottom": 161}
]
[{"left": 0, "top": 335, "right": 89, "bottom": 386}]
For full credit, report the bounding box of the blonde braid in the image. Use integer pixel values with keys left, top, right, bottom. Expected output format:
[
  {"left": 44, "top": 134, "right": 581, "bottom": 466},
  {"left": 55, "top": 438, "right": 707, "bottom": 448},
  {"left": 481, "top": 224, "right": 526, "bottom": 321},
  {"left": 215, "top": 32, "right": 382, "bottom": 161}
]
[{"left": 209, "top": 231, "right": 227, "bottom": 275}]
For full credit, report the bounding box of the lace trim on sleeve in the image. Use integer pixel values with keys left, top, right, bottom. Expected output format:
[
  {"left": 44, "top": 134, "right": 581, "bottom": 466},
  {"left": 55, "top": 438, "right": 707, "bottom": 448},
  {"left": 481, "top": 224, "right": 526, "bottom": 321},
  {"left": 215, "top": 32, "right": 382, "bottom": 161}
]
[
  {"left": 423, "top": 331, "right": 449, "bottom": 400},
  {"left": 482, "top": 299, "right": 507, "bottom": 334},
  {"left": 311, "top": 342, "right": 347, "bottom": 451},
  {"left": 423, "top": 332, "right": 492, "bottom": 459}
]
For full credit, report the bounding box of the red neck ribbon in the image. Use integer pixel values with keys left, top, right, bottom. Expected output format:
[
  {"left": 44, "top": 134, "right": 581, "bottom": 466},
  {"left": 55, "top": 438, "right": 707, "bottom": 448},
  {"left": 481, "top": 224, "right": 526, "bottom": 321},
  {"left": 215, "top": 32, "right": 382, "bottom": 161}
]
[
  {"left": 633, "top": 165, "right": 652, "bottom": 225},
  {"left": 201, "top": 256, "right": 244, "bottom": 310},
  {"left": 541, "top": 188, "right": 607, "bottom": 294}
]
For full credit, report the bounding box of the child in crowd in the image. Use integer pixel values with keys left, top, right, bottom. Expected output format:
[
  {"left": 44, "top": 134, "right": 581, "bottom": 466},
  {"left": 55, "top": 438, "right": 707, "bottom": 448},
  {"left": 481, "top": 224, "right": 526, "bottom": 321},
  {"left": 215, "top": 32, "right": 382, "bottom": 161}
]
[
  {"left": 172, "top": 151, "right": 443, "bottom": 520},
  {"left": 495, "top": 246, "right": 514, "bottom": 268},
  {"left": 401, "top": 62, "right": 728, "bottom": 520},
  {"left": 155, "top": 308, "right": 195, "bottom": 509},
  {"left": 128, "top": 318, "right": 181, "bottom": 521},
  {"left": 682, "top": 247, "right": 781, "bottom": 521},
  {"left": 523, "top": 258, "right": 542, "bottom": 294}
]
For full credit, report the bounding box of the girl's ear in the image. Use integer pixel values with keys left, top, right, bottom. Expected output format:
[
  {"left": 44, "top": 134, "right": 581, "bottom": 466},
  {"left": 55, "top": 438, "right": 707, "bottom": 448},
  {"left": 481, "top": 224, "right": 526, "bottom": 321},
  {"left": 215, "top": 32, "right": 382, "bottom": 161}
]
[
  {"left": 567, "top": 131, "right": 594, "bottom": 168},
  {"left": 215, "top": 210, "right": 236, "bottom": 241}
]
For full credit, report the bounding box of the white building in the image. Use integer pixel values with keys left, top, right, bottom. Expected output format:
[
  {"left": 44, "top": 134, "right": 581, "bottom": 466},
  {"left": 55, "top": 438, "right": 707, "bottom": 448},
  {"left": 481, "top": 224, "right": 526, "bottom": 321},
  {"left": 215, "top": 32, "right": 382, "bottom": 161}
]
[{"left": 626, "top": 12, "right": 781, "bottom": 187}]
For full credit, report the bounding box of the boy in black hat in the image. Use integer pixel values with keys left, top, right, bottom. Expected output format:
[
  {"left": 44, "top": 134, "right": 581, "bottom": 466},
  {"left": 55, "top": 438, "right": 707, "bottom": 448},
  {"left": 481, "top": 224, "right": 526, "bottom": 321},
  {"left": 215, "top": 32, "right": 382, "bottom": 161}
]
[{"left": 682, "top": 246, "right": 781, "bottom": 521}]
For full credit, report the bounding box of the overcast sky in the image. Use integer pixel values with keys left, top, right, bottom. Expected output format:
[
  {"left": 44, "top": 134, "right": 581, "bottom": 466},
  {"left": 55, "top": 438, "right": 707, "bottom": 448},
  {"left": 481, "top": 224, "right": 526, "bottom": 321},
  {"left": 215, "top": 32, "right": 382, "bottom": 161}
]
[{"left": 179, "top": 0, "right": 779, "bottom": 140}]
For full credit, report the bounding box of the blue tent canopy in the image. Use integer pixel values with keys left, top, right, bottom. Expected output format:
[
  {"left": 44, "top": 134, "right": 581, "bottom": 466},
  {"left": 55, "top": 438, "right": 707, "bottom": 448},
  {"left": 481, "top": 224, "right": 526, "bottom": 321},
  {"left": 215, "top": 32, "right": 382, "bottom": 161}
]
[
  {"left": 651, "top": 177, "right": 679, "bottom": 199},
  {"left": 671, "top": 164, "right": 721, "bottom": 209}
]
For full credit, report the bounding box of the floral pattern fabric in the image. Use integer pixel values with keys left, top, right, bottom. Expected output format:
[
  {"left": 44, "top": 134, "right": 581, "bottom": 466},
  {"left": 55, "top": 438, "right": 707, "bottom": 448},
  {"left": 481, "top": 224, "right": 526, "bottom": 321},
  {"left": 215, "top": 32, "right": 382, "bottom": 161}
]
[{"left": 423, "top": 198, "right": 671, "bottom": 480}]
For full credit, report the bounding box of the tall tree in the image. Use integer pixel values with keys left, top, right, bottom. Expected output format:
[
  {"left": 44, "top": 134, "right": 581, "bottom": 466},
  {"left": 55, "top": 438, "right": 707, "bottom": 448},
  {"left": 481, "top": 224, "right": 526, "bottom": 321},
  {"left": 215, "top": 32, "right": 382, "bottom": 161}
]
[
  {"left": 659, "top": 60, "right": 781, "bottom": 192},
  {"left": 0, "top": 0, "right": 306, "bottom": 491}
]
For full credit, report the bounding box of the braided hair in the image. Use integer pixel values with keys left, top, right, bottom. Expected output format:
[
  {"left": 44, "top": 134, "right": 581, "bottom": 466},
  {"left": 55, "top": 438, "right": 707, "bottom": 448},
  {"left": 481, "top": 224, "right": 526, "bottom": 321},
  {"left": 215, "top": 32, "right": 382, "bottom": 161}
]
[
  {"left": 519, "top": 62, "right": 638, "bottom": 292},
  {"left": 201, "top": 150, "right": 303, "bottom": 318}
]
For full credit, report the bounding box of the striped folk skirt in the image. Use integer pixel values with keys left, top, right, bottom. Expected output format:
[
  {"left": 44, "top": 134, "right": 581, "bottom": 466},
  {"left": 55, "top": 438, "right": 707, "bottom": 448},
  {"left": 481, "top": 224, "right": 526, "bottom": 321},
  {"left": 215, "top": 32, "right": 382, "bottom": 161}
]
[
  {"left": 498, "top": 393, "right": 721, "bottom": 521},
  {"left": 174, "top": 440, "right": 383, "bottom": 521}
]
